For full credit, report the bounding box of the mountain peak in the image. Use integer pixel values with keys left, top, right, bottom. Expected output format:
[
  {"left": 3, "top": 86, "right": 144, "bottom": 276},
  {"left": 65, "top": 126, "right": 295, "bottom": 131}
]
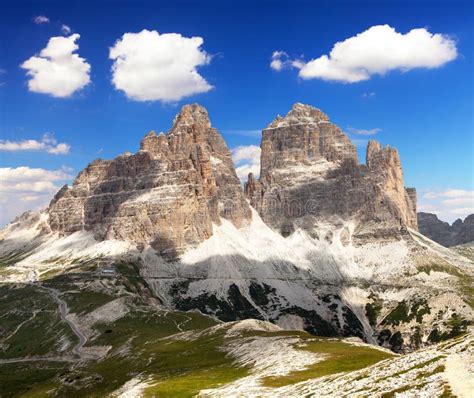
[
  {"left": 366, "top": 140, "right": 400, "bottom": 170},
  {"left": 267, "top": 103, "right": 329, "bottom": 129},
  {"left": 172, "top": 103, "right": 211, "bottom": 131},
  {"left": 291, "top": 102, "right": 327, "bottom": 116},
  {"left": 248, "top": 103, "right": 417, "bottom": 234},
  {"left": 47, "top": 103, "right": 251, "bottom": 259}
]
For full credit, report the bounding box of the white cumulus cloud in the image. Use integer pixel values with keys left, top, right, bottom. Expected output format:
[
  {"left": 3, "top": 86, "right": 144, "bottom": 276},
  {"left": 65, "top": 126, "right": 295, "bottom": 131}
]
[
  {"left": 21, "top": 34, "right": 91, "bottom": 97},
  {"left": 0, "top": 134, "right": 70, "bottom": 154},
  {"left": 232, "top": 145, "right": 261, "bottom": 183},
  {"left": 0, "top": 166, "right": 72, "bottom": 227},
  {"left": 273, "top": 25, "right": 457, "bottom": 83},
  {"left": 109, "top": 29, "right": 213, "bottom": 102}
]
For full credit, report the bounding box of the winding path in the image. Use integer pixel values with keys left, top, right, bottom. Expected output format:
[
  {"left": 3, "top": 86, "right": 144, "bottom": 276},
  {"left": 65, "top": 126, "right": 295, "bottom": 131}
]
[
  {"left": 0, "top": 356, "right": 75, "bottom": 364},
  {"left": 3, "top": 310, "right": 40, "bottom": 342},
  {"left": 34, "top": 284, "right": 89, "bottom": 359}
]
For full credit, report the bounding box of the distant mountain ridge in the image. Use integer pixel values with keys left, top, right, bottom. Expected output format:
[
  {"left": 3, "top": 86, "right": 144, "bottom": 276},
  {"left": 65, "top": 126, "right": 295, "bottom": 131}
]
[{"left": 418, "top": 212, "right": 474, "bottom": 247}]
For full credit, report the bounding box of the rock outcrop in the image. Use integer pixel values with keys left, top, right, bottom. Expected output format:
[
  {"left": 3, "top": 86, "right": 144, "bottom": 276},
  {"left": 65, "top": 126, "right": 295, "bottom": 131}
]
[
  {"left": 418, "top": 212, "right": 474, "bottom": 247},
  {"left": 48, "top": 104, "right": 251, "bottom": 260},
  {"left": 48, "top": 103, "right": 418, "bottom": 259},
  {"left": 245, "top": 103, "right": 417, "bottom": 240}
]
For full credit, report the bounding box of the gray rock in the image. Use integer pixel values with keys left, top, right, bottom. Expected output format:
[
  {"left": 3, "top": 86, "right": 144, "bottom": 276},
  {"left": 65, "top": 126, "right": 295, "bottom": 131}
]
[
  {"left": 48, "top": 104, "right": 251, "bottom": 259},
  {"left": 47, "top": 102, "right": 419, "bottom": 259},
  {"left": 418, "top": 212, "right": 474, "bottom": 247},
  {"left": 245, "top": 103, "right": 417, "bottom": 240}
]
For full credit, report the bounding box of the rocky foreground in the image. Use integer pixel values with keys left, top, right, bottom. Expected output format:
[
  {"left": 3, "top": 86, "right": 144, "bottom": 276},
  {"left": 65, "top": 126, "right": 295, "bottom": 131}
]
[{"left": 0, "top": 262, "right": 472, "bottom": 397}]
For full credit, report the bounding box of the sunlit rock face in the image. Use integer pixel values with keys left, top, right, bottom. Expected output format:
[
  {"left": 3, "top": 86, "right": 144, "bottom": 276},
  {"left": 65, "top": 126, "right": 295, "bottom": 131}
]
[
  {"left": 48, "top": 104, "right": 251, "bottom": 260},
  {"left": 245, "top": 103, "right": 417, "bottom": 240},
  {"left": 47, "top": 102, "right": 417, "bottom": 259}
]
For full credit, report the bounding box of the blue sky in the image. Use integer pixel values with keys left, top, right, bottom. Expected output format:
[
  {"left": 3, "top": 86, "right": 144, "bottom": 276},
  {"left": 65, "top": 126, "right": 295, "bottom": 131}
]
[{"left": 0, "top": 0, "right": 473, "bottom": 226}]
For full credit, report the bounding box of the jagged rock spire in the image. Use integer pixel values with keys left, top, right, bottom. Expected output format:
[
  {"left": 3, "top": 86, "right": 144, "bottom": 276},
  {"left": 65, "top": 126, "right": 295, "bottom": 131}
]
[
  {"left": 267, "top": 103, "right": 330, "bottom": 129},
  {"left": 172, "top": 103, "right": 211, "bottom": 131}
]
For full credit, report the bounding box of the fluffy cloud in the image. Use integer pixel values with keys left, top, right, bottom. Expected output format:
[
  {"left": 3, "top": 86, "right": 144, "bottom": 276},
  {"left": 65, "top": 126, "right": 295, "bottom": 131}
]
[
  {"left": 273, "top": 25, "right": 457, "bottom": 83},
  {"left": 0, "top": 167, "right": 72, "bottom": 227},
  {"left": 21, "top": 34, "right": 91, "bottom": 97},
  {"left": 419, "top": 189, "right": 474, "bottom": 223},
  {"left": 347, "top": 127, "right": 382, "bottom": 136},
  {"left": 0, "top": 166, "right": 71, "bottom": 191},
  {"left": 0, "top": 134, "right": 70, "bottom": 154},
  {"left": 34, "top": 15, "right": 50, "bottom": 24},
  {"left": 109, "top": 29, "right": 212, "bottom": 102},
  {"left": 232, "top": 145, "right": 261, "bottom": 183}
]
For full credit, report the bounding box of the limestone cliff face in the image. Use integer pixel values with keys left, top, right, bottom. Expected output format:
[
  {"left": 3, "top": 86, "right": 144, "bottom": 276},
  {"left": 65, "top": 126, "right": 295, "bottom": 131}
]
[
  {"left": 365, "top": 140, "right": 418, "bottom": 230},
  {"left": 246, "top": 103, "right": 417, "bottom": 239},
  {"left": 47, "top": 102, "right": 417, "bottom": 258},
  {"left": 48, "top": 104, "right": 251, "bottom": 259}
]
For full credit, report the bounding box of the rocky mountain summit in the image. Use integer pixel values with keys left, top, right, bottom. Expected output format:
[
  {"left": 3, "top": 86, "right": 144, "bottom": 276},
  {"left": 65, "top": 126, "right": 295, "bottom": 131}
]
[
  {"left": 1, "top": 103, "right": 472, "bottom": 354},
  {"left": 418, "top": 212, "right": 474, "bottom": 247},
  {"left": 47, "top": 102, "right": 418, "bottom": 255},
  {"left": 245, "top": 103, "right": 417, "bottom": 240},
  {"left": 47, "top": 104, "right": 251, "bottom": 260}
]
